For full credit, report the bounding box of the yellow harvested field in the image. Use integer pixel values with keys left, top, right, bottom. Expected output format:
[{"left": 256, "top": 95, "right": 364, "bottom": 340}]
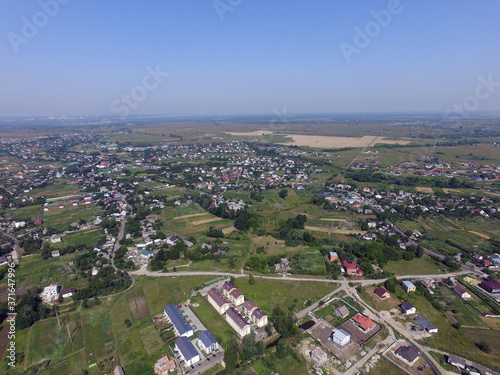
[
  {"left": 191, "top": 217, "right": 222, "bottom": 226},
  {"left": 468, "top": 231, "right": 490, "bottom": 240},
  {"left": 225, "top": 130, "right": 273, "bottom": 136},
  {"left": 320, "top": 218, "right": 347, "bottom": 222},
  {"left": 416, "top": 187, "right": 434, "bottom": 193},
  {"left": 278, "top": 135, "right": 409, "bottom": 148},
  {"left": 305, "top": 226, "right": 366, "bottom": 235},
  {"left": 222, "top": 226, "right": 237, "bottom": 234},
  {"left": 173, "top": 213, "right": 209, "bottom": 220},
  {"left": 442, "top": 188, "right": 462, "bottom": 194}
]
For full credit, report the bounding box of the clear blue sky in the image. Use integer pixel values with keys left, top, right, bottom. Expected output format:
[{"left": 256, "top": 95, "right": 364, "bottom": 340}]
[{"left": 1, "top": 0, "right": 499, "bottom": 117}]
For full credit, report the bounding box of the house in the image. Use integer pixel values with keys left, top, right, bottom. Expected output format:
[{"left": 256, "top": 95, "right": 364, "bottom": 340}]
[
  {"left": 479, "top": 280, "right": 500, "bottom": 294},
  {"left": 362, "top": 233, "right": 376, "bottom": 241},
  {"left": 166, "top": 236, "right": 179, "bottom": 246},
  {"left": 222, "top": 282, "right": 245, "bottom": 306},
  {"left": 114, "top": 366, "right": 125, "bottom": 375},
  {"left": 415, "top": 316, "right": 438, "bottom": 334},
  {"left": 343, "top": 260, "right": 363, "bottom": 277},
  {"left": 242, "top": 300, "right": 258, "bottom": 316},
  {"left": 51, "top": 250, "right": 60, "bottom": 257},
  {"left": 251, "top": 308, "right": 268, "bottom": 328},
  {"left": 447, "top": 354, "right": 466, "bottom": 370},
  {"left": 207, "top": 289, "right": 230, "bottom": 315},
  {"left": 61, "top": 287, "right": 75, "bottom": 298},
  {"left": 175, "top": 337, "right": 200, "bottom": 367},
  {"left": 331, "top": 329, "right": 350, "bottom": 348},
  {"left": 333, "top": 305, "right": 349, "bottom": 319},
  {"left": 163, "top": 304, "right": 193, "bottom": 337},
  {"left": 43, "top": 284, "right": 60, "bottom": 298},
  {"left": 140, "top": 251, "right": 154, "bottom": 261},
  {"left": 154, "top": 355, "right": 176, "bottom": 375},
  {"left": 328, "top": 252, "right": 338, "bottom": 262},
  {"left": 229, "top": 288, "right": 245, "bottom": 306},
  {"left": 310, "top": 346, "right": 328, "bottom": 366},
  {"left": 50, "top": 235, "right": 62, "bottom": 244},
  {"left": 351, "top": 313, "right": 375, "bottom": 332},
  {"left": 452, "top": 285, "right": 471, "bottom": 299},
  {"left": 402, "top": 280, "right": 416, "bottom": 292},
  {"left": 225, "top": 307, "right": 251, "bottom": 337},
  {"left": 274, "top": 258, "right": 290, "bottom": 273},
  {"left": 401, "top": 301, "right": 416, "bottom": 315},
  {"left": 395, "top": 344, "right": 420, "bottom": 366},
  {"left": 374, "top": 287, "right": 390, "bottom": 300},
  {"left": 197, "top": 330, "right": 219, "bottom": 354}
]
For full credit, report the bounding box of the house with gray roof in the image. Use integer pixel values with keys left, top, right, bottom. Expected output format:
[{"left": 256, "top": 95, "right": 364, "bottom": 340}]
[
  {"left": 163, "top": 304, "right": 193, "bottom": 337},
  {"left": 395, "top": 344, "right": 420, "bottom": 366},
  {"left": 415, "top": 316, "right": 438, "bottom": 334},
  {"left": 175, "top": 336, "right": 200, "bottom": 367},
  {"left": 197, "top": 330, "right": 219, "bottom": 354},
  {"left": 331, "top": 329, "right": 350, "bottom": 347}
]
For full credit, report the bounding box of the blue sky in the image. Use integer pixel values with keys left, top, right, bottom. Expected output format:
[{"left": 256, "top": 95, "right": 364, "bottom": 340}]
[{"left": 1, "top": 0, "right": 499, "bottom": 117}]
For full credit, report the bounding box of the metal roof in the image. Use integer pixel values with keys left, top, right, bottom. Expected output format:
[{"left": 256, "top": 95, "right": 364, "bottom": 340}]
[
  {"left": 164, "top": 304, "right": 192, "bottom": 336},
  {"left": 197, "top": 330, "right": 218, "bottom": 348},
  {"left": 175, "top": 337, "right": 199, "bottom": 361},
  {"left": 415, "top": 316, "right": 437, "bottom": 332}
]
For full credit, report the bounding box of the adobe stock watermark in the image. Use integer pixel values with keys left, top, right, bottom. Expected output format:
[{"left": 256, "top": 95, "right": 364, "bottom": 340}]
[
  {"left": 444, "top": 74, "right": 500, "bottom": 123},
  {"left": 213, "top": 0, "right": 243, "bottom": 21},
  {"left": 6, "top": 262, "right": 17, "bottom": 368},
  {"left": 7, "top": 0, "right": 71, "bottom": 55},
  {"left": 339, "top": 0, "right": 409, "bottom": 64},
  {"left": 264, "top": 106, "right": 293, "bottom": 144},
  {"left": 110, "top": 65, "right": 169, "bottom": 117}
]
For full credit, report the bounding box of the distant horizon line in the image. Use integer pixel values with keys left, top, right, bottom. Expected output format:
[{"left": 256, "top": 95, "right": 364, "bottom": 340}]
[{"left": 2, "top": 110, "right": 500, "bottom": 120}]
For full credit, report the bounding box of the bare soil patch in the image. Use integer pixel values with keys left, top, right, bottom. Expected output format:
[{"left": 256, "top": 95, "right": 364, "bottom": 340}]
[
  {"left": 191, "top": 217, "right": 222, "bottom": 226},
  {"left": 468, "top": 231, "right": 490, "bottom": 240},
  {"left": 222, "top": 226, "right": 237, "bottom": 235},
  {"left": 173, "top": 213, "right": 209, "bottom": 220},
  {"left": 278, "top": 135, "right": 409, "bottom": 148},
  {"left": 225, "top": 130, "right": 273, "bottom": 136},
  {"left": 320, "top": 218, "right": 347, "bottom": 222},
  {"left": 127, "top": 289, "right": 150, "bottom": 320},
  {"left": 305, "top": 226, "right": 366, "bottom": 235},
  {"left": 416, "top": 187, "right": 433, "bottom": 193}
]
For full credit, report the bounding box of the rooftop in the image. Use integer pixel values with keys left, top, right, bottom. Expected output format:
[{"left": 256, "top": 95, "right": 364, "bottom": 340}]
[
  {"left": 175, "top": 336, "right": 199, "bottom": 361},
  {"left": 207, "top": 288, "right": 229, "bottom": 307},
  {"left": 197, "top": 330, "right": 218, "bottom": 348},
  {"left": 251, "top": 308, "right": 267, "bottom": 320},
  {"left": 226, "top": 307, "right": 250, "bottom": 329},
  {"left": 332, "top": 328, "right": 350, "bottom": 341},
  {"left": 395, "top": 344, "right": 419, "bottom": 364},
  {"left": 164, "top": 304, "right": 192, "bottom": 336},
  {"left": 352, "top": 313, "right": 375, "bottom": 330},
  {"left": 415, "top": 316, "right": 437, "bottom": 331}
]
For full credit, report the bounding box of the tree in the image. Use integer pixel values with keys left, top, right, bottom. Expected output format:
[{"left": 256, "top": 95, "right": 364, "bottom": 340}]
[
  {"left": 385, "top": 277, "right": 398, "bottom": 293},
  {"left": 207, "top": 226, "right": 224, "bottom": 238},
  {"left": 278, "top": 189, "right": 288, "bottom": 199},
  {"left": 416, "top": 245, "right": 424, "bottom": 258},
  {"left": 224, "top": 340, "right": 238, "bottom": 374},
  {"left": 124, "top": 319, "right": 132, "bottom": 328},
  {"left": 248, "top": 274, "right": 255, "bottom": 285}
]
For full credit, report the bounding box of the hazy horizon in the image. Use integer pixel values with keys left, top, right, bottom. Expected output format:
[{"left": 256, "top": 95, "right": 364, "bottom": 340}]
[{"left": 1, "top": 1, "right": 500, "bottom": 117}]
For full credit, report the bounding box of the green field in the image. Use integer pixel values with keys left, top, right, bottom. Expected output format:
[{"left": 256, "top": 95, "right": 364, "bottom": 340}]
[
  {"left": 52, "top": 228, "right": 104, "bottom": 249},
  {"left": 384, "top": 256, "right": 445, "bottom": 276},
  {"left": 234, "top": 277, "right": 337, "bottom": 314}
]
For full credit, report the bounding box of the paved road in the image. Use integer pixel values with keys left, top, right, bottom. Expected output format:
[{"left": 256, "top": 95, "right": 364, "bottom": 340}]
[
  {"left": 130, "top": 267, "right": 468, "bottom": 284},
  {"left": 111, "top": 194, "right": 132, "bottom": 271}
]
